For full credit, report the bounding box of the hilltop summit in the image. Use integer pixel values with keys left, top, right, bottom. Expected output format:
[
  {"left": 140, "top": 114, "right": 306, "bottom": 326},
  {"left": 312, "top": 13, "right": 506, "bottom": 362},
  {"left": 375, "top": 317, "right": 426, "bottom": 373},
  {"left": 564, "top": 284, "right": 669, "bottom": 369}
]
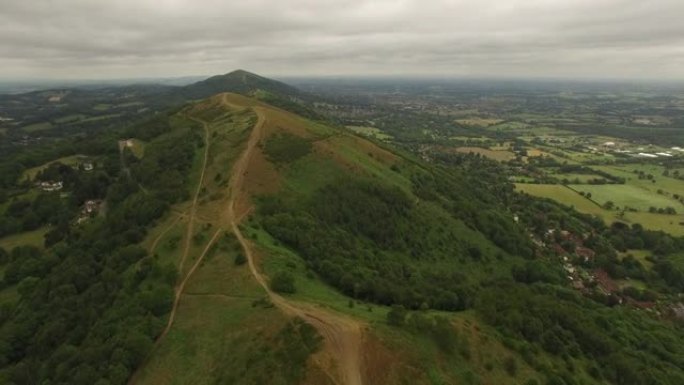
[{"left": 181, "top": 69, "right": 301, "bottom": 100}]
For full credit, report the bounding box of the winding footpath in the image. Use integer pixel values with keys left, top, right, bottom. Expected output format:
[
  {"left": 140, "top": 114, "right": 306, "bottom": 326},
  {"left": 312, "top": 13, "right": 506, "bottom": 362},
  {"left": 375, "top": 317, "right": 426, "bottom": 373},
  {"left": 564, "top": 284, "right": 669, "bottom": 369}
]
[
  {"left": 222, "top": 95, "right": 365, "bottom": 385},
  {"left": 133, "top": 96, "right": 364, "bottom": 385}
]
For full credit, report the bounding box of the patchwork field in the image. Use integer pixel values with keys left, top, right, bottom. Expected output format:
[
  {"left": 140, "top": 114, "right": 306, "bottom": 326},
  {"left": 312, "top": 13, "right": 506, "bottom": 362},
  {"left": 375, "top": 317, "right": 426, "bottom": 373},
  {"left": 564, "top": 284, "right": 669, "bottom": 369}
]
[
  {"left": 569, "top": 184, "right": 679, "bottom": 211},
  {"left": 516, "top": 184, "right": 684, "bottom": 236},
  {"left": 515, "top": 184, "right": 604, "bottom": 216},
  {"left": 347, "top": 125, "right": 393, "bottom": 140}
]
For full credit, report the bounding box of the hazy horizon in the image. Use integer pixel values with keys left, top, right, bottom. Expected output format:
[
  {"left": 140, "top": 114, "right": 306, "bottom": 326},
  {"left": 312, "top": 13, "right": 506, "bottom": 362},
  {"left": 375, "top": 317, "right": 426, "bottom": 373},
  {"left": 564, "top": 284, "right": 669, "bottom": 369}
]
[{"left": 2, "top": 0, "right": 684, "bottom": 81}]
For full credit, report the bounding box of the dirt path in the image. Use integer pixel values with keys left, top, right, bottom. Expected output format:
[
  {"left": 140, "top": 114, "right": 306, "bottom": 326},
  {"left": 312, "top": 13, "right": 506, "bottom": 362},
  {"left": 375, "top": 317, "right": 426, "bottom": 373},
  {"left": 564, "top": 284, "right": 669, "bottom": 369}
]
[
  {"left": 222, "top": 95, "right": 364, "bottom": 385},
  {"left": 176, "top": 118, "right": 210, "bottom": 272},
  {"left": 147, "top": 215, "right": 183, "bottom": 256}
]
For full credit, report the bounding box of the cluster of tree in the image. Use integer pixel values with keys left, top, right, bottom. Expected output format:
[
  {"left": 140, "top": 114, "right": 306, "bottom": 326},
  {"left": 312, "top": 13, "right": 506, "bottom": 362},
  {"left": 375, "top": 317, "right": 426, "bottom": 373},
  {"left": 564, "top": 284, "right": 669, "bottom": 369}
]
[
  {"left": 386, "top": 305, "right": 467, "bottom": 356},
  {"left": 261, "top": 178, "right": 494, "bottom": 310},
  {"left": 417, "top": 153, "right": 535, "bottom": 258},
  {"left": 0, "top": 111, "right": 201, "bottom": 384},
  {"left": 476, "top": 281, "right": 684, "bottom": 385},
  {"left": 603, "top": 222, "right": 683, "bottom": 255},
  {"left": 0, "top": 193, "right": 73, "bottom": 238}
]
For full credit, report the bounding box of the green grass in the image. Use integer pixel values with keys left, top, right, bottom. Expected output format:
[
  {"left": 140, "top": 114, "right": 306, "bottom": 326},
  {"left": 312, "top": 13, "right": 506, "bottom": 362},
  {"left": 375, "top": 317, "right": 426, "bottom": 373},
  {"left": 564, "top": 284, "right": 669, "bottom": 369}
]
[
  {"left": 569, "top": 184, "right": 678, "bottom": 211},
  {"left": 620, "top": 250, "right": 653, "bottom": 269},
  {"left": 247, "top": 224, "right": 389, "bottom": 323},
  {"left": 0, "top": 227, "right": 49, "bottom": 250},
  {"left": 135, "top": 101, "right": 327, "bottom": 385},
  {"left": 22, "top": 121, "right": 52, "bottom": 132},
  {"left": 593, "top": 164, "right": 684, "bottom": 199},
  {"left": 54, "top": 114, "right": 86, "bottom": 124},
  {"left": 348, "top": 125, "right": 393, "bottom": 140},
  {"left": 78, "top": 114, "right": 121, "bottom": 123},
  {"left": 21, "top": 155, "right": 85, "bottom": 181},
  {"left": 622, "top": 212, "right": 684, "bottom": 237},
  {"left": 134, "top": 295, "right": 289, "bottom": 385},
  {"left": 515, "top": 184, "right": 605, "bottom": 216},
  {"left": 515, "top": 184, "right": 684, "bottom": 236}
]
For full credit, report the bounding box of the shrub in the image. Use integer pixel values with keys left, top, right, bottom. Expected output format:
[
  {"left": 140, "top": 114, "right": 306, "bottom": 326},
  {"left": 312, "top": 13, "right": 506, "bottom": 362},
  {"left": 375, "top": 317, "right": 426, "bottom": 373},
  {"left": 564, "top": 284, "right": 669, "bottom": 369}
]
[{"left": 271, "top": 271, "right": 296, "bottom": 293}]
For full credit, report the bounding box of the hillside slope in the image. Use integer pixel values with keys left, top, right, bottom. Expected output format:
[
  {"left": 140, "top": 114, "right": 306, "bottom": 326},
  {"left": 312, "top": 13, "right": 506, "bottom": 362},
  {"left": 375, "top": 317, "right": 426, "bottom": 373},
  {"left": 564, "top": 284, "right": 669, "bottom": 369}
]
[
  {"left": 5, "top": 83, "right": 684, "bottom": 385},
  {"left": 161, "top": 92, "right": 684, "bottom": 385}
]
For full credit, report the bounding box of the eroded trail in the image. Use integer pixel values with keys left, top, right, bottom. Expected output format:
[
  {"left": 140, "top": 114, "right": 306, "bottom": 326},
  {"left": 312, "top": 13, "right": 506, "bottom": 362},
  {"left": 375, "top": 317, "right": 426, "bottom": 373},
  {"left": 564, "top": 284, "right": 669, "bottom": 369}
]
[
  {"left": 158, "top": 117, "right": 211, "bottom": 342},
  {"left": 128, "top": 117, "right": 213, "bottom": 385},
  {"left": 223, "top": 96, "right": 364, "bottom": 385}
]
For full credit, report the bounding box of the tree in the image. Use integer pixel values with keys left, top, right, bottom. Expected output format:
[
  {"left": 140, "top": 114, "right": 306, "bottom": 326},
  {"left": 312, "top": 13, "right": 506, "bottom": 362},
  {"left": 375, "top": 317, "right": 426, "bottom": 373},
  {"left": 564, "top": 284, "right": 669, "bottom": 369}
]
[
  {"left": 603, "top": 201, "right": 615, "bottom": 210},
  {"left": 234, "top": 252, "right": 247, "bottom": 266}
]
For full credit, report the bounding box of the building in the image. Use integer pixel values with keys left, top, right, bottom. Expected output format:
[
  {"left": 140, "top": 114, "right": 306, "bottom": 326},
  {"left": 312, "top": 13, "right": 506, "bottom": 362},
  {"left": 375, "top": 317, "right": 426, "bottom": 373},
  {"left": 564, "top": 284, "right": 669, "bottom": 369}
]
[{"left": 40, "top": 181, "right": 63, "bottom": 192}]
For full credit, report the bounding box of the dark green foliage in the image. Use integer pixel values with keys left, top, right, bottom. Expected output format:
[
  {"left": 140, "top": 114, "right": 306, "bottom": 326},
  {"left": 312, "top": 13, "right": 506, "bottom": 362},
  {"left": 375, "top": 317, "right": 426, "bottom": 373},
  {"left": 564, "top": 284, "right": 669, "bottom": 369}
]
[
  {"left": 270, "top": 271, "right": 296, "bottom": 294},
  {"left": 476, "top": 281, "right": 684, "bottom": 385},
  {"left": 386, "top": 305, "right": 407, "bottom": 326},
  {"left": 0, "top": 110, "right": 201, "bottom": 385},
  {"left": 512, "top": 260, "right": 565, "bottom": 285},
  {"left": 390, "top": 311, "right": 463, "bottom": 355},
  {"left": 263, "top": 133, "right": 312, "bottom": 164},
  {"left": 261, "top": 177, "right": 512, "bottom": 310},
  {"left": 130, "top": 120, "right": 199, "bottom": 203},
  {"left": 233, "top": 251, "right": 247, "bottom": 266}
]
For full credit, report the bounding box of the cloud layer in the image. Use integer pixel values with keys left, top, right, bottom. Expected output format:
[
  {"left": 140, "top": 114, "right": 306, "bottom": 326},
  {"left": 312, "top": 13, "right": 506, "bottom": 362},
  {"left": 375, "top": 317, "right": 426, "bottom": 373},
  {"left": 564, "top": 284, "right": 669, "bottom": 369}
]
[{"left": 1, "top": 0, "right": 683, "bottom": 79}]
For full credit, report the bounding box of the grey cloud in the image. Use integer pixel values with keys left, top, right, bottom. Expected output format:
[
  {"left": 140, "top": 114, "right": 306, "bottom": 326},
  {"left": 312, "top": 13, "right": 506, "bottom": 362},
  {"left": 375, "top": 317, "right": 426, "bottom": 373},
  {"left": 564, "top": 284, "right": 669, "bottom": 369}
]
[{"left": 0, "top": 0, "right": 683, "bottom": 79}]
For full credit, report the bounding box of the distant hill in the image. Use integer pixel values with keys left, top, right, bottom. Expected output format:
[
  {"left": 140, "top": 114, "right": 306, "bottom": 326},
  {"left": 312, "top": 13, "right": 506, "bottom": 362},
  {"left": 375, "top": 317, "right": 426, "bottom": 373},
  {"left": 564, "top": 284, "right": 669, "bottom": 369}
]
[{"left": 181, "top": 69, "right": 302, "bottom": 100}]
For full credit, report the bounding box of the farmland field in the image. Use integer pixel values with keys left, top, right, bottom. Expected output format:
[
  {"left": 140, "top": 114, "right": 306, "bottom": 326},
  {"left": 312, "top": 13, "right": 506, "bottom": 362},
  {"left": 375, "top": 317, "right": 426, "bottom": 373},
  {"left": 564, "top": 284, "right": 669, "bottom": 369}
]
[
  {"left": 516, "top": 184, "right": 684, "bottom": 236},
  {"left": 21, "top": 154, "right": 86, "bottom": 180},
  {"left": 348, "top": 125, "right": 393, "bottom": 140},
  {"left": 569, "top": 184, "right": 679, "bottom": 211},
  {"left": 515, "top": 184, "right": 605, "bottom": 215},
  {"left": 21, "top": 121, "right": 52, "bottom": 132},
  {"left": 0, "top": 227, "right": 49, "bottom": 250}
]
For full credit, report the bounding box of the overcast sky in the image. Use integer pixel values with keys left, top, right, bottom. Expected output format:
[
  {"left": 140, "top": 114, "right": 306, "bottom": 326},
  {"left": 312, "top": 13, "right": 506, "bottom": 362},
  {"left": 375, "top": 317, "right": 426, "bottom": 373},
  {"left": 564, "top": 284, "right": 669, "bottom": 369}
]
[{"left": 1, "top": 0, "right": 683, "bottom": 80}]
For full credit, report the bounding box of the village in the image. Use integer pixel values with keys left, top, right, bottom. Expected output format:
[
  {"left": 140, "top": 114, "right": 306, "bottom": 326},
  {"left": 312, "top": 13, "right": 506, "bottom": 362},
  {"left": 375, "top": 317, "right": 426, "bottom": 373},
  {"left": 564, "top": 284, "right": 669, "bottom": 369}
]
[{"left": 528, "top": 222, "right": 684, "bottom": 322}]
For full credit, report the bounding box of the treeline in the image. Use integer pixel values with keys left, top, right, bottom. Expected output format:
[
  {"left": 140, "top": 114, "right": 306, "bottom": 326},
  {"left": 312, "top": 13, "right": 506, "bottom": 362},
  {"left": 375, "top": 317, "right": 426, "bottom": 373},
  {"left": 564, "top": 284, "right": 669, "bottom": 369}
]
[
  {"left": 477, "top": 281, "right": 684, "bottom": 385},
  {"left": 262, "top": 178, "right": 487, "bottom": 310},
  {"left": 0, "top": 112, "right": 200, "bottom": 385}
]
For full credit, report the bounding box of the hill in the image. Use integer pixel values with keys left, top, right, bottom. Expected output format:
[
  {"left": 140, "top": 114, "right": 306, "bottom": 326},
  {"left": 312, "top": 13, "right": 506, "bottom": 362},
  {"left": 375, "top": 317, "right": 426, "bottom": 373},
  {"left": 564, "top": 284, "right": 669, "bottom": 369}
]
[
  {"left": 3, "top": 83, "right": 684, "bottom": 385},
  {"left": 129, "top": 93, "right": 684, "bottom": 385},
  {"left": 181, "top": 69, "right": 302, "bottom": 100}
]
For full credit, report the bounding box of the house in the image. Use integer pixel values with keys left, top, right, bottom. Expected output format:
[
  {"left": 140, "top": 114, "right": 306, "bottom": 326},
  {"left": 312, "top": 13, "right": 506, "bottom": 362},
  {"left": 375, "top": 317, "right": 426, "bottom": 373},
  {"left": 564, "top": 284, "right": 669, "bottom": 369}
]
[
  {"left": 673, "top": 304, "right": 684, "bottom": 320},
  {"left": 40, "top": 181, "right": 63, "bottom": 192},
  {"left": 82, "top": 162, "right": 94, "bottom": 171},
  {"left": 84, "top": 200, "right": 101, "bottom": 214}
]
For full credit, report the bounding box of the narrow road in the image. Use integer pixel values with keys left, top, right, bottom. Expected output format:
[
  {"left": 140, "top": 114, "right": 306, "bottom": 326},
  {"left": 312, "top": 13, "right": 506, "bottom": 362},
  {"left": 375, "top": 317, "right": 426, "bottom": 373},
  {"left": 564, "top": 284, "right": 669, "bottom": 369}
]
[{"left": 222, "top": 95, "right": 364, "bottom": 385}]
